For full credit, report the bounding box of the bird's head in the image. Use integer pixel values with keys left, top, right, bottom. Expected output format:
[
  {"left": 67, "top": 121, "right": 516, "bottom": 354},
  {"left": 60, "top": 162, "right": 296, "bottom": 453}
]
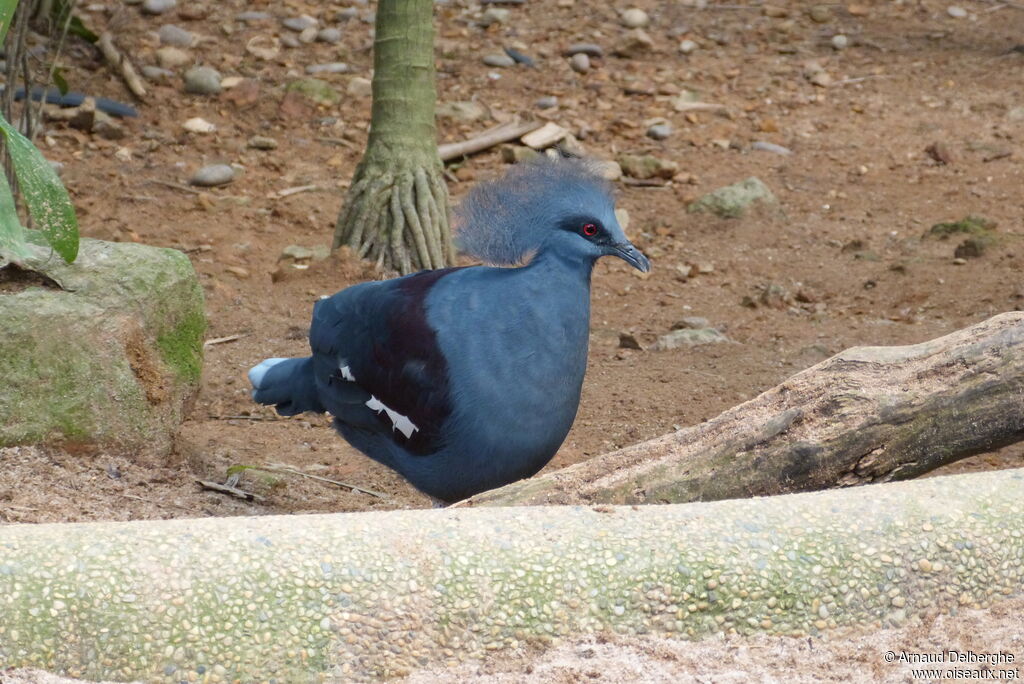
[{"left": 455, "top": 157, "right": 651, "bottom": 273}]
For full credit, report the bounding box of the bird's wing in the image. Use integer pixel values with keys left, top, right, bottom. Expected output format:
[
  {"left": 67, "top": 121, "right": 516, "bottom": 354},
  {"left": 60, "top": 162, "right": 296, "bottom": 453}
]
[{"left": 309, "top": 268, "right": 463, "bottom": 455}]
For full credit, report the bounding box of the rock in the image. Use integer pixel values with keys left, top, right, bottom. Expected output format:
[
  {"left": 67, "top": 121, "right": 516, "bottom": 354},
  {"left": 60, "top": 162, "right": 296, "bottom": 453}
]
[
  {"left": 183, "top": 66, "right": 222, "bottom": 95},
  {"left": 500, "top": 145, "right": 541, "bottom": 164},
  {"left": 617, "top": 154, "right": 678, "bottom": 180},
  {"left": 93, "top": 114, "right": 125, "bottom": 141},
  {"left": 646, "top": 122, "right": 672, "bottom": 140},
  {"left": 672, "top": 316, "right": 711, "bottom": 330},
  {"left": 763, "top": 5, "right": 788, "bottom": 17},
  {"left": 688, "top": 177, "right": 777, "bottom": 218},
  {"left": 620, "top": 8, "right": 649, "bottom": 28},
  {"left": 182, "top": 117, "right": 216, "bottom": 133},
  {"left": 594, "top": 160, "right": 622, "bottom": 181},
  {"left": 521, "top": 122, "right": 568, "bottom": 149},
  {"left": 1008, "top": 106, "right": 1024, "bottom": 122},
  {"left": 947, "top": 6, "right": 967, "bottom": 18},
  {"left": 483, "top": 53, "right": 515, "bottom": 68},
  {"left": 141, "top": 65, "right": 174, "bottom": 82},
  {"left": 925, "top": 141, "right": 955, "bottom": 165},
  {"left": 246, "top": 35, "right": 280, "bottom": 60},
  {"left": 282, "top": 15, "right": 318, "bottom": 31},
  {"left": 305, "top": 62, "right": 350, "bottom": 75},
  {"left": 280, "top": 34, "right": 300, "bottom": 49},
  {"left": 535, "top": 96, "right": 558, "bottom": 109},
  {"left": 299, "top": 26, "right": 318, "bottom": 43},
  {"left": 615, "top": 207, "right": 630, "bottom": 233},
  {"left": 751, "top": 141, "right": 792, "bottom": 155},
  {"left": 436, "top": 100, "right": 488, "bottom": 123},
  {"left": 346, "top": 77, "right": 373, "bottom": 98},
  {"left": 569, "top": 53, "right": 590, "bottom": 73},
  {"left": 141, "top": 0, "right": 176, "bottom": 15},
  {"left": 178, "top": 5, "right": 208, "bottom": 20},
  {"left": 236, "top": 11, "right": 272, "bottom": 22},
  {"left": 613, "top": 28, "right": 653, "bottom": 58},
  {"left": 618, "top": 332, "right": 643, "bottom": 350},
  {"left": 808, "top": 5, "right": 831, "bottom": 23},
  {"left": 155, "top": 46, "right": 190, "bottom": 69},
  {"left": 317, "top": 27, "right": 342, "bottom": 44},
  {"left": 479, "top": 8, "right": 509, "bottom": 26},
  {"left": 678, "top": 39, "right": 698, "bottom": 54},
  {"left": 504, "top": 47, "right": 535, "bottom": 67},
  {"left": 287, "top": 78, "right": 342, "bottom": 105},
  {"left": 247, "top": 136, "right": 278, "bottom": 150},
  {"left": 564, "top": 43, "right": 604, "bottom": 58},
  {"left": 0, "top": 239, "right": 204, "bottom": 456},
  {"left": 655, "top": 327, "right": 730, "bottom": 350},
  {"left": 831, "top": 34, "right": 849, "bottom": 50},
  {"left": 954, "top": 236, "right": 993, "bottom": 259},
  {"left": 158, "top": 24, "right": 194, "bottom": 47},
  {"left": 190, "top": 164, "right": 235, "bottom": 187}
]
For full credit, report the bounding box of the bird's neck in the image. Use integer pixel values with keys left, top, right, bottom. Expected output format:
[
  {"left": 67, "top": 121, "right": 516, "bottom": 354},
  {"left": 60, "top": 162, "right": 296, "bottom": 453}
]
[{"left": 527, "top": 246, "right": 596, "bottom": 282}]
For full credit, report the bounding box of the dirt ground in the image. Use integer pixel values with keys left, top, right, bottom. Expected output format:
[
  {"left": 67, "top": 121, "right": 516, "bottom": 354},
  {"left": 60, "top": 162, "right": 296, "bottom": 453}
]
[{"left": 1, "top": 0, "right": 1023, "bottom": 680}]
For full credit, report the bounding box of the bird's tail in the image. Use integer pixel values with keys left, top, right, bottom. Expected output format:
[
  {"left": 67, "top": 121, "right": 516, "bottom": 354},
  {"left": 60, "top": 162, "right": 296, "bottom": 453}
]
[{"left": 248, "top": 357, "right": 323, "bottom": 416}]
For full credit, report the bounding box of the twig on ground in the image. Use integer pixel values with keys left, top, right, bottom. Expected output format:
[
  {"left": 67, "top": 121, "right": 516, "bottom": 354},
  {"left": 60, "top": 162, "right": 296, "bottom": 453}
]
[
  {"left": 256, "top": 464, "right": 389, "bottom": 499},
  {"left": 144, "top": 179, "right": 202, "bottom": 195},
  {"left": 203, "top": 333, "right": 246, "bottom": 347},
  {"left": 196, "top": 479, "right": 265, "bottom": 502},
  {"left": 97, "top": 32, "right": 147, "bottom": 100},
  {"left": 439, "top": 119, "right": 544, "bottom": 161}
]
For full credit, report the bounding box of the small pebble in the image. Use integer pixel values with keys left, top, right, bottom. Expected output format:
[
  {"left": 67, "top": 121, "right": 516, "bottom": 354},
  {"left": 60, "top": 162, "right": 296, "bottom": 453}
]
[
  {"left": 347, "top": 77, "right": 373, "bottom": 97},
  {"left": 317, "top": 27, "right": 342, "bottom": 44},
  {"left": 808, "top": 5, "right": 831, "bottom": 22},
  {"left": 155, "top": 46, "right": 190, "bottom": 69},
  {"left": 483, "top": 53, "right": 515, "bottom": 68},
  {"left": 182, "top": 117, "right": 216, "bottom": 133},
  {"left": 831, "top": 34, "right": 848, "bottom": 50},
  {"left": 535, "top": 96, "right": 558, "bottom": 110},
  {"left": 248, "top": 136, "right": 278, "bottom": 150},
  {"left": 564, "top": 42, "right": 603, "bottom": 58},
  {"left": 305, "top": 62, "right": 350, "bottom": 75},
  {"left": 158, "top": 24, "right": 193, "bottom": 47},
  {"left": 299, "top": 26, "right": 318, "bottom": 43},
  {"left": 620, "top": 8, "right": 649, "bottom": 28},
  {"left": 280, "top": 34, "right": 300, "bottom": 49},
  {"left": 947, "top": 5, "right": 967, "bottom": 18},
  {"left": 335, "top": 8, "right": 359, "bottom": 21},
  {"left": 141, "top": 65, "right": 174, "bottom": 82},
  {"left": 479, "top": 8, "right": 509, "bottom": 26},
  {"left": 190, "top": 164, "right": 235, "bottom": 187},
  {"left": 751, "top": 141, "right": 792, "bottom": 155},
  {"left": 678, "top": 39, "right": 698, "bottom": 54},
  {"left": 282, "top": 15, "right": 318, "bottom": 32},
  {"left": 236, "top": 11, "right": 272, "bottom": 22},
  {"left": 646, "top": 123, "right": 672, "bottom": 140},
  {"left": 183, "top": 66, "right": 222, "bottom": 95},
  {"left": 141, "top": 0, "right": 176, "bottom": 15},
  {"left": 569, "top": 53, "right": 590, "bottom": 74}
]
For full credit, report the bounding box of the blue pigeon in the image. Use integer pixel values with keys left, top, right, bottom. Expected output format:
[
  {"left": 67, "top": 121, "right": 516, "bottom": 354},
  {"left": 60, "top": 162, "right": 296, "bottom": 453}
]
[{"left": 249, "top": 158, "right": 650, "bottom": 502}]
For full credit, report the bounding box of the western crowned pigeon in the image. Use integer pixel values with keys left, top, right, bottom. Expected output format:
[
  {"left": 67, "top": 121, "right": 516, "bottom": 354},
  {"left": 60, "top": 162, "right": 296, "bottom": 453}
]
[{"left": 249, "top": 158, "right": 650, "bottom": 502}]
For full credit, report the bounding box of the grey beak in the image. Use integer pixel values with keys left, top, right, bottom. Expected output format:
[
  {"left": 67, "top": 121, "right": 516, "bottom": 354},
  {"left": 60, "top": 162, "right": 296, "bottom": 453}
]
[{"left": 612, "top": 242, "right": 651, "bottom": 273}]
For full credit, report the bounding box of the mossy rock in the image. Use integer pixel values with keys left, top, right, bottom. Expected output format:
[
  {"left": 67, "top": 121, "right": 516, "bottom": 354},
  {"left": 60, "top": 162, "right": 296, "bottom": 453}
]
[
  {"left": 0, "top": 239, "right": 205, "bottom": 455},
  {"left": 688, "top": 177, "right": 777, "bottom": 219}
]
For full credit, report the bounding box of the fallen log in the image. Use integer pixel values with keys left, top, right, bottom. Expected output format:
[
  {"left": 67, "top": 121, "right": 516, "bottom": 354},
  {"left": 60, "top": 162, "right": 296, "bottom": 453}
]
[
  {"left": 0, "top": 469, "right": 1021, "bottom": 681},
  {"left": 466, "top": 312, "right": 1024, "bottom": 507}
]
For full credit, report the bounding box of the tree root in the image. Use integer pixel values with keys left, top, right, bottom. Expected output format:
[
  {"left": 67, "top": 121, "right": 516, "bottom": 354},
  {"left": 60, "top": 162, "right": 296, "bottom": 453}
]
[{"left": 333, "top": 161, "right": 451, "bottom": 274}]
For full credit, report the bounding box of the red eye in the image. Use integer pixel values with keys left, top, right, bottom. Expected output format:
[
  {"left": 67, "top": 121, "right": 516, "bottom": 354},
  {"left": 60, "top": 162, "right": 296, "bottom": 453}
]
[{"left": 582, "top": 223, "right": 598, "bottom": 237}]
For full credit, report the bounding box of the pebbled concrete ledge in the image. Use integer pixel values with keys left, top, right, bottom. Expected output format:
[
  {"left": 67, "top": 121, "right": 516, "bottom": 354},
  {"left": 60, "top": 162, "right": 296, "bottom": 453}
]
[{"left": 0, "top": 468, "right": 1021, "bottom": 682}]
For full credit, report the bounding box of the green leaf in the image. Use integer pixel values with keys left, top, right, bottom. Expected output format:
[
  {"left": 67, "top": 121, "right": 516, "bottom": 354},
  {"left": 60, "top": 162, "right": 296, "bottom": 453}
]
[
  {"left": 0, "top": 113, "right": 79, "bottom": 263},
  {"left": 0, "top": 169, "right": 30, "bottom": 262},
  {"left": 52, "top": 67, "right": 70, "bottom": 96},
  {"left": 0, "top": 0, "right": 18, "bottom": 47},
  {"left": 66, "top": 14, "right": 98, "bottom": 43}
]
